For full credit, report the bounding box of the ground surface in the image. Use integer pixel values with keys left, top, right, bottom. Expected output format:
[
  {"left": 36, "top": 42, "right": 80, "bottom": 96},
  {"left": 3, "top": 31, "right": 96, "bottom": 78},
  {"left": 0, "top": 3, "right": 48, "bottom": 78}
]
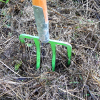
[{"left": 0, "top": 0, "right": 100, "bottom": 100}]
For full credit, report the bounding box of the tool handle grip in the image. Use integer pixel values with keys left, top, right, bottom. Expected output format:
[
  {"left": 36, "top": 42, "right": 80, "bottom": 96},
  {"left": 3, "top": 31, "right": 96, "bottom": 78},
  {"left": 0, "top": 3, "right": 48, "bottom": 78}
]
[{"left": 32, "top": 0, "right": 48, "bottom": 23}]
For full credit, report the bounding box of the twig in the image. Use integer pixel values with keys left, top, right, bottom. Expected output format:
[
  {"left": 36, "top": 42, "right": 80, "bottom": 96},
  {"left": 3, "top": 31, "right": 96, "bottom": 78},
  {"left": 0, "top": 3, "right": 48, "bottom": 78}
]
[
  {"left": 7, "top": 83, "right": 23, "bottom": 100},
  {"left": 85, "top": 85, "right": 95, "bottom": 100},
  {"left": 58, "top": 87, "right": 85, "bottom": 100},
  {"left": 91, "top": 75, "right": 100, "bottom": 86},
  {"left": 0, "top": 78, "right": 36, "bottom": 98},
  {"left": 81, "top": 70, "right": 90, "bottom": 91},
  {"left": 0, "top": 79, "right": 24, "bottom": 84},
  {"left": 0, "top": 60, "right": 21, "bottom": 77},
  {"left": 0, "top": 36, "right": 16, "bottom": 45}
]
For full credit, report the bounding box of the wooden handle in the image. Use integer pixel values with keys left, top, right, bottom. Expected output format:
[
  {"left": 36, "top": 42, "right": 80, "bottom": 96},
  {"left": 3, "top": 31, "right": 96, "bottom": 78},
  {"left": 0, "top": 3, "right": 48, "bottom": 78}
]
[{"left": 32, "top": 0, "right": 48, "bottom": 23}]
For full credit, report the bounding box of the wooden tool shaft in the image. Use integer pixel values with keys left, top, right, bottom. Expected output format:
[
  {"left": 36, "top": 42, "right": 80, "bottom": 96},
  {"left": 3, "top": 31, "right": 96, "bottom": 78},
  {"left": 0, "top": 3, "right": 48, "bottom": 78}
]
[{"left": 32, "top": 0, "right": 48, "bottom": 23}]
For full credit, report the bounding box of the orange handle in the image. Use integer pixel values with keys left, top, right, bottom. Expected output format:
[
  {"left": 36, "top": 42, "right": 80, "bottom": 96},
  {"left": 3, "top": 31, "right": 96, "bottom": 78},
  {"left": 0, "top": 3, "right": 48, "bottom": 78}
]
[{"left": 32, "top": 0, "right": 48, "bottom": 23}]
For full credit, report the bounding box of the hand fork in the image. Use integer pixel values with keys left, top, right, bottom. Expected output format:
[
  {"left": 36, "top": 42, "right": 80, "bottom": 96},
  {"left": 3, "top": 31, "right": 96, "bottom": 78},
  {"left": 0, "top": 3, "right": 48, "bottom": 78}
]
[{"left": 19, "top": 0, "right": 72, "bottom": 71}]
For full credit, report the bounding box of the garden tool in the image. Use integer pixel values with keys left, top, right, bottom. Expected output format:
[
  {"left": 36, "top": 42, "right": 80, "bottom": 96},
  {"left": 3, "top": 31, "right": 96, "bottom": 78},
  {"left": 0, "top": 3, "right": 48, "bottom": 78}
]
[
  {"left": 19, "top": 0, "right": 72, "bottom": 71},
  {"left": 0, "top": 0, "right": 9, "bottom": 3}
]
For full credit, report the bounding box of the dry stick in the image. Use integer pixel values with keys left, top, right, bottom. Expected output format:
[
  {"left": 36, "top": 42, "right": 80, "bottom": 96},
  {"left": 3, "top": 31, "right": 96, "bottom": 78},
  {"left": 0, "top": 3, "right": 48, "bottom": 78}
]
[
  {"left": 85, "top": 85, "right": 95, "bottom": 100},
  {"left": 71, "top": 43, "right": 100, "bottom": 56},
  {"left": 0, "top": 79, "right": 24, "bottom": 84},
  {"left": 93, "top": 0, "right": 100, "bottom": 10},
  {"left": 48, "top": 7, "right": 76, "bottom": 24},
  {"left": 0, "top": 76, "right": 48, "bottom": 99},
  {"left": 61, "top": 61, "right": 73, "bottom": 73},
  {"left": 70, "top": 58, "right": 91, "bottom": 93},
  {"left": 0, "top": 36, "right": 16, "bottom": 45},
  {"left": 37, "top": 92, "right": 47, "bottom": 100},
  {"left": 81, "top": 70, "right": 90, "bottom": 91},
  {"left": 48, "top": 7, "right": 66, "bottom": 19},
  {"left": 93, "top": 40, "right": 100, "bottom": 51},
  {"left": 91, "top": 75, "right": 100, "bottom": 86},
  {"left": 7, "top": 83, "right": 23, "bottom": 100},
  {"left": 0, "top": 60, "right": 21, "bottom": 77},
  {"left": 0, "top": 78, "right": 37, "bottom": 98},
  {"left": 71, "top": 43, "right": 94, "bottom": 50},
  {"left": 48, "top": 6, "right": 95, "bottom": 30},
  {"left": 58, "top": 87, "right": 85, "bottom": 100},
  {"left": 0, "top": 71, "right": 58, "bottom": 98},
  {"left": 64, "top": 76, "right": 70, "bottom": 100}
]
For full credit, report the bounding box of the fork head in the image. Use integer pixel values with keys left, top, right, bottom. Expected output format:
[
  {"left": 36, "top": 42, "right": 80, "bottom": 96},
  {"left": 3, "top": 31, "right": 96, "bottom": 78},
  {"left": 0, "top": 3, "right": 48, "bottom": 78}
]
[{"left": 19, "top": 34, "right": 72, "bottom": 71}]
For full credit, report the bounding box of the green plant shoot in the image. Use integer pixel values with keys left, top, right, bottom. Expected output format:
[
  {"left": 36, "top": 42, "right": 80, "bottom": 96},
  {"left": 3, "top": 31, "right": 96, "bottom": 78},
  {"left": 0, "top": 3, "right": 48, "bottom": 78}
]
[{"left": 15, "top": 61, "right": 22, "bottom": 71}]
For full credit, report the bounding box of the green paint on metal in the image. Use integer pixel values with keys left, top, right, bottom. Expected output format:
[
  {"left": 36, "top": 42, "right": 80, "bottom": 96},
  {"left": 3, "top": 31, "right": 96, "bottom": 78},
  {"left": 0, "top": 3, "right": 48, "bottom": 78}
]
[
  {"left": 5, "top": 0, "right": 9, "bottom": 3},
  {"left": 19, "top": 34, "right": 40, "bottom": 69},
  {"left": 19, "top": 34, "right": 72, "bottom": 71},
  {"left": 0, "top": 0, "right": 9, "bottom": 3},
  {"left": 49, "top": 39, "right": 72, "bottom": 71}
]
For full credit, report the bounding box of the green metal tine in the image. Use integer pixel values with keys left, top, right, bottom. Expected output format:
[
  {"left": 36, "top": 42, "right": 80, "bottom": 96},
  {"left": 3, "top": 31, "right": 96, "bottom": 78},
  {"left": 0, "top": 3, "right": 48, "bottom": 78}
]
[
  {"left": 19, "top": 34, "right": 40, "bottom": 70},
  {"left": 49, "top": 39, "right": 72, "bottom": 71}
]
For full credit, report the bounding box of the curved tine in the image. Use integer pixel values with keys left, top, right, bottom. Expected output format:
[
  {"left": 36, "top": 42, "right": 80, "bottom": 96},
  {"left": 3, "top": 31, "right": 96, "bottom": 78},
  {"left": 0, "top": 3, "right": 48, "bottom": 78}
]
[
  {"left": 49, "top": 39, "right": 72, "bottom": 71},
  {"left": 33, "top": 38, "right": 41, "bottom": 69},
  {"left": 19, "top": 34, "right": 40, "bottom": 69}
]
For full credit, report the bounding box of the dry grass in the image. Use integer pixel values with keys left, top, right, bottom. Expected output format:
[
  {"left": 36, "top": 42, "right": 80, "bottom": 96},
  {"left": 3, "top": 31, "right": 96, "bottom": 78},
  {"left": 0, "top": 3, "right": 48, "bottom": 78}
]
[{"left": 0, "top": 0, "right": 100, "bottom": 100}]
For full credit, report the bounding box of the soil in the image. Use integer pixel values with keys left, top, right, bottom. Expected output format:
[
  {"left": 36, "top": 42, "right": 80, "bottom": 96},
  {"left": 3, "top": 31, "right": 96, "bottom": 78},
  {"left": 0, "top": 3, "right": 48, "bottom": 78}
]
[{"left": 0, "top": 0, "right": 100, "bottom": 100}]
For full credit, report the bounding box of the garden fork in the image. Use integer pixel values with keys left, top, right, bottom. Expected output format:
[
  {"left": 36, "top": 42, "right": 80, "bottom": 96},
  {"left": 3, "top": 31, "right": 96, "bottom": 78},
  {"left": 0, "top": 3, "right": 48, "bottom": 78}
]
[{"left": 19, "top": 0, "right": 72, "bottom": 71}]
